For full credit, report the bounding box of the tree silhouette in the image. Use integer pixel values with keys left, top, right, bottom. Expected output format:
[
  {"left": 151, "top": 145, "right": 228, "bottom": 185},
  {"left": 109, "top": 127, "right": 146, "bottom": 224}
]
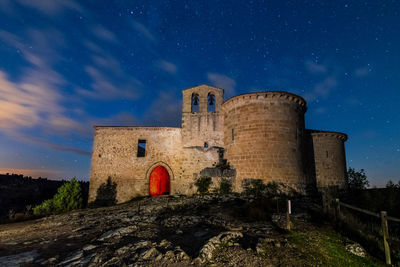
[{"left": 347, "top": 168, "right": 369, "bottom": 190}]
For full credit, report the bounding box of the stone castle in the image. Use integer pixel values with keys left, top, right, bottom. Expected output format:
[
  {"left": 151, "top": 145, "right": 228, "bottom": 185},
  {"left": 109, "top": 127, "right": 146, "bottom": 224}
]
[{"left": 89, "top": 85, "right": 347, "bottom": 203}]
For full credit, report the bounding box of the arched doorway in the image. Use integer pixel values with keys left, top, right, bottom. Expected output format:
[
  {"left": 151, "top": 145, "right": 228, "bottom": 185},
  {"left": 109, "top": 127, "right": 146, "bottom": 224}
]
[{"left": 149, "top": 165, "right": 170, "bottom": 196}]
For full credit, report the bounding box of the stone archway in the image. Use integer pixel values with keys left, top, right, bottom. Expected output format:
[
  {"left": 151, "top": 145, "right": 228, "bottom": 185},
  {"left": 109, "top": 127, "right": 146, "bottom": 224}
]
[{"left": 149, "top": 165, "right": 170, "bottom": 196}]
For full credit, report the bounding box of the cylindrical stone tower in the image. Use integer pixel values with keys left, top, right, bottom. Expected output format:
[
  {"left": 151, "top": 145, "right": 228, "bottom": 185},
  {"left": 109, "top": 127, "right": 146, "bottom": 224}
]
[
  {"left": 222, "top": 92, "right": 307, "bottom": 192},
  {"left": 307, "top": 130, "right": 348, "bottom": 189}
]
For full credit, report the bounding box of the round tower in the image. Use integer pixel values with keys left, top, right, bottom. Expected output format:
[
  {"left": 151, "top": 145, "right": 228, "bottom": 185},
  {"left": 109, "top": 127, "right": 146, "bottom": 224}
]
[
  {"left": 222, "top": 92, "right": 307, "bottom": 192},
  {"left": 306, "top": 130, "right": 348, "bottom": 189}
]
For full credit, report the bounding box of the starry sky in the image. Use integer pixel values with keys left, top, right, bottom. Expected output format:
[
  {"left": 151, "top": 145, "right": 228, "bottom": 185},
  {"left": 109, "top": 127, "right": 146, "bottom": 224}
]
[{"left": 0, "top": 0, "right": 399, "bottom": 186}]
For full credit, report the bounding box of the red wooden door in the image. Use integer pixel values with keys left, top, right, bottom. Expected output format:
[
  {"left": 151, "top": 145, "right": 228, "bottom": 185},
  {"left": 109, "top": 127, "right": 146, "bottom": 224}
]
[{"left": 149, "top": 166, "right": 170, "bottom": 196}]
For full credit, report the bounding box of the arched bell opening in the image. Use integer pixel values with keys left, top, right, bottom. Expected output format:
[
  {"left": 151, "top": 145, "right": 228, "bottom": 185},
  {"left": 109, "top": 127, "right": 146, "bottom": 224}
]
[
  {"left": 207, "top": 93, "right": 216, "bottom": 112},
  {"left": 191, "top": 93, "right": 200, "bottom": 113}
]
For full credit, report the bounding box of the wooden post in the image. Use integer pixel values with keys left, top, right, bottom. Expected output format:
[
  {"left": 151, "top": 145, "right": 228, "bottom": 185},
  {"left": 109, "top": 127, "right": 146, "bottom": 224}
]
[
  {"left": 286, "top": 199, "right": 291, "bottom": 230},
  {"left": 322, "top": 193, "right": 327, "bottom": 214},
  {"left": 334, "top": 198, "right": 340, "bottom": 223},
  {"left": 380, "top": 211, "right": 391, "bottom": 265}
]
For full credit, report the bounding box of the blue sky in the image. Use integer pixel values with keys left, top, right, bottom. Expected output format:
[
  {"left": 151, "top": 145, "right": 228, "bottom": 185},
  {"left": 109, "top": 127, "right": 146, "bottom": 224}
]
[{"left": 0, "top": 0, "right": 399, "bottom": 186}]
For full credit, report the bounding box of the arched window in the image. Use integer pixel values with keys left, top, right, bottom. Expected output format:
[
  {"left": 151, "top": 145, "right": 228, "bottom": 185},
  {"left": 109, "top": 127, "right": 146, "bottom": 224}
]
[
  {"left": 207, "top": 93, "right": 215, "bottom": 112},
  {"left": 191, "top": 93, "right": 199, "bottom": 113}
]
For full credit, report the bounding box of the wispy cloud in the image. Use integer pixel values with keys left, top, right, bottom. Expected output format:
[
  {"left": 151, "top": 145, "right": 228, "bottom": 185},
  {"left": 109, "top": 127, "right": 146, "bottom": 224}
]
[
  {"left": 0, "top": 0, "right": 16, "bottom": 15},
  {"left": 0, "top": 75, "right": 41, "bottom": 129},
  {"left": 304, "top": 76, "right": 338, "bottom": 101},
  {"left": 354, "top": 66, "right": 371, "bottom": 77},
  {"left": 83, "top": 40, "right": 104, "bottom": 54},
  {"left": 132, "top": 21, "right": 156, "bottom": 42},
  {"left": 315, "top": 107, "right": 327, "bottom": 115},
  {"left": 92, "top": 25, "right": 119, "bottom": 44},
  {"left": 157, "top": 60, "right": 177, "bottom": 74},
  {"left": 304, "top": 60, "right": 327, "bottom": 74},
  {"left": 0, "top": 28, "right": 64, "bottom": 66},
  {"left": 0, "top": 70, "right": 83, "bottom": 133},
  {"left": 14, "top": 0, "right": 84, "bottom": 16},
  {"left": 81, "top": 37, "right": 144, "bottom": 100},
  {"left": 143, "top": 92, "right": 181, "bottom": 126},
  {"left": 0, "top": 70, "right": 89, "bottom": 156},
  {"left": 16, "top": 133, "right": 91, "bottom": 156},
  {"left": 207, "top": 72, "right": 236, "bottom": 98},
  {"left": 0, "top": 28, "right": 88, "bottom": 156},
  {"left": 302, "top": 58, "right": 339, "bottom": 102},
  {"left": 92, "top": 54, "right": 123, "bottom": 75},
  {"left": 0, "top": 6, "right": 150, "bottom": 160},
  {"left": 314, "top": 76, "right": 337, "bottom": 97},
  {"left": 78, "top": 66, "right": 141, "bottom": 99}
]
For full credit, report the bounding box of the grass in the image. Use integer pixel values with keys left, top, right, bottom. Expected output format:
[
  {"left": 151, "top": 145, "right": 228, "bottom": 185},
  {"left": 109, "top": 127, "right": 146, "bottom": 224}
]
[
  {"left": 255, "top": 218, "right": 384, "bottom": 266},
  {"left": 287, "top": 222, "right": 384, "bottom": 266}
]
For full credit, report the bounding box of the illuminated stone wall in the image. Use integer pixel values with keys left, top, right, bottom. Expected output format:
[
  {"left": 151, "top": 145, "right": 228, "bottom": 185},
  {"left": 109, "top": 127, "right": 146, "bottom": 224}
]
[
  {"left": 89, "top": 84, "right": 348, "bottom": 203},
  {"left": 306, "top": 130, "right": 348, "bottom": 189},
  {"left": 222, "top": 92, "right": 308, "bottom": 192}
]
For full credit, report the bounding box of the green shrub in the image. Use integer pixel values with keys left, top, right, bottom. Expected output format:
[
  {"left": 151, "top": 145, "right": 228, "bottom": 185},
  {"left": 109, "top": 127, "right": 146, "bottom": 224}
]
[
  {"left": 33, "top": 178, "right": 83, "bottom": 216},
  {"left": 264, "top": 181, "right": 280, "bottom": 197},
  {"left": 242, "top": 179, "right": 266, "bottom": 197},
  {"left": 33, "top": 199, "right": 54, "bottom": 216},
  {"left": 195, "top": 176, "right": 212, "bottom": 194},
  {"left": 219, "top": 178, "right": 232, "bottom": 194}
]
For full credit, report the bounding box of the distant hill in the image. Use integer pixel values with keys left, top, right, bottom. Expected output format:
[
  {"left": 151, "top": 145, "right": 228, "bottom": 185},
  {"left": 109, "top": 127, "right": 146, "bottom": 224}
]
[{"left": 0, "top": 173, "right": 88, "bottom": 223}]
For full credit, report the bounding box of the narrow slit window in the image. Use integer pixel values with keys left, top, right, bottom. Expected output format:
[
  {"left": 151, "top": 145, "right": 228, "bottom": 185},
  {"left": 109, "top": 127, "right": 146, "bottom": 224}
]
[
  {"left": 326, "top": 151, "right": 329, "bottom": 158},
  {"left": 137, "top": 139, "right": 146, "bottom": 157},
  {"left": 207, "top": 93, "right": 215, "bottom": 112},
  {"left": 232, "top": 128, "right": 234, "bottom": 141},
  {"left": 191, "top": 93, "right": 199, "bottom": 113}
]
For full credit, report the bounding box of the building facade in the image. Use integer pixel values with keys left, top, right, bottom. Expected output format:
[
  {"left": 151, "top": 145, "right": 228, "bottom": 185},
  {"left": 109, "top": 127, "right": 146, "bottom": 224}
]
[{"left": 89, "top": 85, "right": 347, "bottom": 203}]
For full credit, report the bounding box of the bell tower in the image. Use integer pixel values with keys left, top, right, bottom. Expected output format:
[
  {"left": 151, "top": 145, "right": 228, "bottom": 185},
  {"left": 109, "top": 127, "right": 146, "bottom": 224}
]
[{"left": 181, "top": 84, "right": 224, "bottom": 148}]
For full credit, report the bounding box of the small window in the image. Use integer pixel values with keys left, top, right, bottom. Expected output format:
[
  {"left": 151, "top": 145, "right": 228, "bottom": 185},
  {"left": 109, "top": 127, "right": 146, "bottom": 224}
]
[
  {"left": 137, "top": 139, "right": 146, "bottom": 157},
  {"left": 191, "top": 93, "right": 199, "bottom": 113},
  {"left": 232, "top": 128, "right": 234, "bottom": 141},
  {"left": 204, "top": 142, "right": 209, "bottom": 148},
  {"left": 207, "top": 93, "right": 215, "bottom": 112}
]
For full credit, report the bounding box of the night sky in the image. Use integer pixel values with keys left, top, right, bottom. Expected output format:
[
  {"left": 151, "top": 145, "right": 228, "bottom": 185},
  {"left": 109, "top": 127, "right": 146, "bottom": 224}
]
[{"left": 0, "top": 1, "right": 399, "bottom": 186}]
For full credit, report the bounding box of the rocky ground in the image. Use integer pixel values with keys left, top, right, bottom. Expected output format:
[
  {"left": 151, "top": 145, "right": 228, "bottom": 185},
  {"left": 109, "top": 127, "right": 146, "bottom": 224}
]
[{"left": 0, "top": 194, "right": 383, "bottom": 266}]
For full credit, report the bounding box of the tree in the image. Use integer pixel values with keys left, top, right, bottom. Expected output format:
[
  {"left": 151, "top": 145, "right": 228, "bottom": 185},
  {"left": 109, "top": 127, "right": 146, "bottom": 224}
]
[
  {"left": 33, "top": 177, "right": 83, "bottom": 216},
  {"left": 52, "top": 177, "right": 83, "bottom": 213},
  {"left": 386, "top": 180, "right": 400, "bottom": 189},
  {"left": 347, "top": 168, "right": 369, "bottom": 190}
]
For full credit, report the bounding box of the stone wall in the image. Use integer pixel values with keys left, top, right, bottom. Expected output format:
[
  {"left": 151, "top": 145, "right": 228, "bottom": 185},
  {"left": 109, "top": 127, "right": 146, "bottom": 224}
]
[
  {"left": 89, "top": 127, "right": 182, "bottom": 203},
  {"left": 89, "top": 85, "right": 348, "bottom": 202},
  {"left": 222, "top": 92, "right": 308, "bottom": 192},
  {"left": 306, "top": 130, "right": 348, "bottom": 189},
  {"left": 89, "top": 126, "right": 220, "bottom": 203},
  {"left": 181, "top": 85, "right": 224, "bottom": 148}
]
